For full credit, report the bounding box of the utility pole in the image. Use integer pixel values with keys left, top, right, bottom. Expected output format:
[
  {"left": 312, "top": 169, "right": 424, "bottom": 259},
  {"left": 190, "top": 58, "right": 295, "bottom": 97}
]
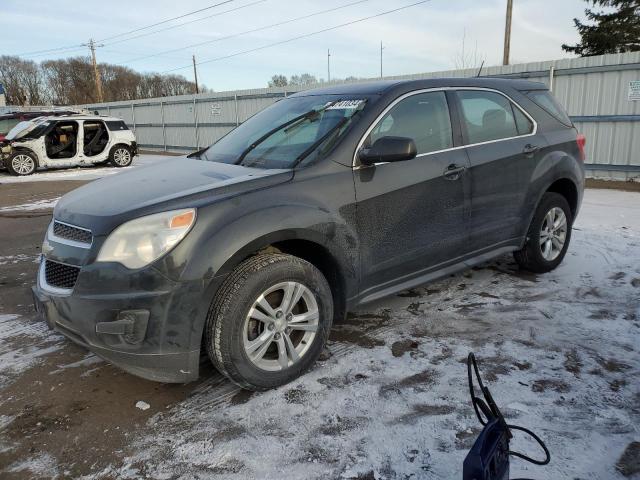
[
  {"left": 327, "top": 49, "right": 331, "bottom": 83},
  {"left": 192, "top": 55, "right": 200, "bottom": 94},
  {"left": 84, "top": 39, "right": 104, "bottom": 103},
  {"left": 380, "top": 41, "right": 385, "bottom": 78},
  {"left": 502, "top": 0, "right": 513, "bottom": 65}
]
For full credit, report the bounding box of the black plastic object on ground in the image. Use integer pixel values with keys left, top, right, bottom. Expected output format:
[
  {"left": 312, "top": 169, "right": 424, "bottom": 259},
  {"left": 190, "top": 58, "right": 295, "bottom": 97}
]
[{"left": 463, "top": 353, "right": 550, "bottom": 480}]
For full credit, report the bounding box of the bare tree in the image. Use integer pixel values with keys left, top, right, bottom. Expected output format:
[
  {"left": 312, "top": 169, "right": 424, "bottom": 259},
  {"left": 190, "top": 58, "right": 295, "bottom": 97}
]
[
  {"left": 0, "top": 56, "right": 47, "bottom": 105},
  {"left": 268, "top": 74, "right": 288, "bottom": 87},
  {"left": 452, "top": 29, "right": 484, "bottom": 71},
  {"left": 0, "top": 55, "right": 202, "bottom": 106}
]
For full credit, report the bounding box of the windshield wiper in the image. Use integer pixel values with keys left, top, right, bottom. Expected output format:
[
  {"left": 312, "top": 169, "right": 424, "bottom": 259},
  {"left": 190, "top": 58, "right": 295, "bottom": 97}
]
[
  {"left": 235, "top": 102, "right": 337, "bottom": 166},
  {"left": 294, "top": 116, "right": 349, "bottom": 165}
]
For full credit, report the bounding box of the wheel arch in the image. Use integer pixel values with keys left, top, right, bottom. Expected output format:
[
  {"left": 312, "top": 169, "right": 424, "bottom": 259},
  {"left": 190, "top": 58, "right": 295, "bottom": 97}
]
[
  {"left": 545, "top": 178, "right": 578, "bottom": 218},
  {"left": 518, "top": 174, "right": 582, "bottom": 249},
  {"left": 109, "top": 142, "right": 132, "bottom": 154},
  {"left": 209, "top": 230, "right": 349, "bottom": 325},
  {"left": 11, "top": 147, "right": 40, "bottom": 166}
]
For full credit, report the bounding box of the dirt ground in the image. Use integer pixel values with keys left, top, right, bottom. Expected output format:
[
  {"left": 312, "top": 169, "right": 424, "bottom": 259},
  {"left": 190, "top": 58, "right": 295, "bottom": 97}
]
[{"left": 0, "top": 175, "right": 638, "bottom": 479}]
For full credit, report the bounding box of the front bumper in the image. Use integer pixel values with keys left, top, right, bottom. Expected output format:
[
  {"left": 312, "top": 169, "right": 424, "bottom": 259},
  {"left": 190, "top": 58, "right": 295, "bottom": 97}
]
[{"left": 32, "top": 259, "right": 203, "bottom": 383}]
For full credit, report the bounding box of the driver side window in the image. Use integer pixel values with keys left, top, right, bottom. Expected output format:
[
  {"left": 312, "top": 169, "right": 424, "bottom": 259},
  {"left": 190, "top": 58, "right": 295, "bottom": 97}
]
[{"left": 367, "top": 91, "right": 453, "bottom": 155}]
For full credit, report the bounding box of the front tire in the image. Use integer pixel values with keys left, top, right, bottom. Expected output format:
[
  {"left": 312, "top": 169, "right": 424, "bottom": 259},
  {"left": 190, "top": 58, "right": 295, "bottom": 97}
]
[
  {"left": 514, "top": 192, "right": 572, "bottom": 273},
  {"left": 205, "top": 254, "right": 333, "bottom": 391},
  {"left": 109, "top": 145, "right": 133, "bottom": 167},
  {"left": 7, "top": 151, "right": 37, "bottom": 176}
]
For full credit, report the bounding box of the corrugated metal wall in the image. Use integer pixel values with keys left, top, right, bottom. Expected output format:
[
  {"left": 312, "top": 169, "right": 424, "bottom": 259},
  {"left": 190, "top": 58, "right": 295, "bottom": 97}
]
[{"left": 82, "top": 52, "right": 640, "bottom": 179}]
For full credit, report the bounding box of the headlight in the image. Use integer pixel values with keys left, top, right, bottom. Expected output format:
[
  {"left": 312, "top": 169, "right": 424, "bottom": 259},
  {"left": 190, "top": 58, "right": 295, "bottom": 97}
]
[{"left": 97, "top": 209, "right": 196, "bottom": 269}]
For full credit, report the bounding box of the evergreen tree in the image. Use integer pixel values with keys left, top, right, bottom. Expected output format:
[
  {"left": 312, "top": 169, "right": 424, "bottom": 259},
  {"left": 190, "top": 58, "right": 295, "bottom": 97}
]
[{"left": 562, "top": 0, "right": 640, "bottom": 56}]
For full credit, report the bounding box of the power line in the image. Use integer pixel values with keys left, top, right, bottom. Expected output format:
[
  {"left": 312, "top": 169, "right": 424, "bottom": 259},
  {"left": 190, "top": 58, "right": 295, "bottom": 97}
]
[
  {"left": 15, "top": 0, "right": 239, "bottom": 58},
  {"left": 103, "top": 0, "right": 267, "bottom": 47},
  {"left": 162, "top": 0, "right": 430, "bottom": 74},
  {"left": 17, "top": 44, "right": 86, "bottom": 58},
  {"left": 97, "top": 0, "right": 237, "bottom": 43},
  {"left": 118, "top": 0, "right": 372, "bottom": 65}
]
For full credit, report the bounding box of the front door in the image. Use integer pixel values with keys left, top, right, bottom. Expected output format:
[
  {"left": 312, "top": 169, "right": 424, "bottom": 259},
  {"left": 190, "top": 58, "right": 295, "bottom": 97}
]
[
  {"left": 354, "top": 90, "right": 470, "bottom": 297},
  {"left": 44, "top": 120, "right": 80, "bottom": 165}
]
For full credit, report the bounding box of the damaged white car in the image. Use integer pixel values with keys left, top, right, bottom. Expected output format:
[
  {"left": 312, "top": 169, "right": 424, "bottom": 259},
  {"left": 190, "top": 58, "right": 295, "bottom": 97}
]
[{"left": 0, "top": 114, "right": 137, "bottom": 176}]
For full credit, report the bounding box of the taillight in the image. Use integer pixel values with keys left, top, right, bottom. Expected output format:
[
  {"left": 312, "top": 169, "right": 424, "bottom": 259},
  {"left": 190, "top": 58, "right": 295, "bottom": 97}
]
[{"left": 576, "top": 133, "right": 586, "bottom": 162}]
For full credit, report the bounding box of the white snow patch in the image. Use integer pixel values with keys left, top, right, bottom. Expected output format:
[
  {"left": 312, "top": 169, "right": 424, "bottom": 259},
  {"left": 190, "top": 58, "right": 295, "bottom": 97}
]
[
  {"left": 0, "top": 197, "right": 60, "bottom": 212},
  {"left": 136, "top": 401, "right": 151, "bottom": 411},
  {"left": 49, "top": 353, "right": 103, "bottom": 375},
  {"left": 0, "top": 314, "right": 64, "bottom": 386},
  {"left": 0, "top": 154, "right": 172, "bottom": 183},
  {"left": 7, "top": 452, "right": 59, "bottom": 478},
  {"left": 0, "top": 254, "right": 39, "bottom": 265}
]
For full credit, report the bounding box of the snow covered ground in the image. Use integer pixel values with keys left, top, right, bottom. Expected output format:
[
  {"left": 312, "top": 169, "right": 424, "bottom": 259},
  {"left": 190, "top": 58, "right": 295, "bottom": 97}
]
[
  {"left": 0, "top": 189, "right": 638, "bottom": 479},
  {"left": 0, "top": 154, "right": 170, "bottom": 184},
  {"left": 94, "top": 189, "right": 638, "bottom": 480}
]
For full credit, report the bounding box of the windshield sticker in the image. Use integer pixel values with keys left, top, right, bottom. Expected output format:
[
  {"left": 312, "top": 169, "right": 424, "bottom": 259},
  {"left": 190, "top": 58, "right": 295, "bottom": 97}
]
[{"left": 327, "top": 100, "right": 365, "bottom": 110}]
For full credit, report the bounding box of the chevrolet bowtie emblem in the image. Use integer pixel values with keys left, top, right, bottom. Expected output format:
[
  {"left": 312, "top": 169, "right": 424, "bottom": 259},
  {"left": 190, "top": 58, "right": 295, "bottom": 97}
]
[{"left": 41, "top": 239, "right": 54, "bottom": 256}]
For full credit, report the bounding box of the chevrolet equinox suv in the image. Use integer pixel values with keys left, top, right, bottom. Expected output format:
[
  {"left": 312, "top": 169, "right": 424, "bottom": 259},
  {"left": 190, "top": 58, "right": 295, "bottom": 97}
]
[{"left": 33, "top": 78, "right": 585, "bottom": 390}]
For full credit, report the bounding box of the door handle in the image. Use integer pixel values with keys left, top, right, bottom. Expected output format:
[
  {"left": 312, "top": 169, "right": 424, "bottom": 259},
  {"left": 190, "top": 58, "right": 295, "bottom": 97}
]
[
  {"left": 443, "top": 164, "right": 466, "bottom": 180},
  {"left": 523, "top": 144, "right": 540, "bottom": 156}
]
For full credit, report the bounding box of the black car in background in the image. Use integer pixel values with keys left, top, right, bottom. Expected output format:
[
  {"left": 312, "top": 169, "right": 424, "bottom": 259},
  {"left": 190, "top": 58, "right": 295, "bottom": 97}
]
[{"left": 33, "top": 78, "right": 585, "bottom": 390}]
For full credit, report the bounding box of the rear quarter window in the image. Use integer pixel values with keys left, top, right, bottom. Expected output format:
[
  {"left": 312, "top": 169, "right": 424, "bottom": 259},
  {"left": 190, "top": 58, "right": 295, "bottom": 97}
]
[
  {"left": 106, "top": 121, "right": 129, "bottom": 131},
  {"left": 525, "top": 90, "right": 572, "bottom": 126}
]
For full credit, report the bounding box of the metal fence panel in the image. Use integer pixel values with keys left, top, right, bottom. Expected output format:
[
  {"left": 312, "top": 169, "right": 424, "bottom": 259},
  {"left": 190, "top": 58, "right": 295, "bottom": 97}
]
[
  {"left": 42, "top": 51, "right": 629, "bottom": 179},
  {"left": 165, "top": 125, "right": 196, "bottom": 149}
]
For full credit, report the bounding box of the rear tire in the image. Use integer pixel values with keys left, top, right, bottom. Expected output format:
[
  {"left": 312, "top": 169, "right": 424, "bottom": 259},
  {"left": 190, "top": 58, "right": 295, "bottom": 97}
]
[
  {"left": 514, "top": 192, "right": 572, "bottom": 273},
  {"left": 109, "top": 145, "right": 133, "bottom": 167},
  {"left": 205, "top": 253, "right": 333, "bottom": 391},
  {"left": 7, "top": 151, "right": 37, "bottom": 176}
]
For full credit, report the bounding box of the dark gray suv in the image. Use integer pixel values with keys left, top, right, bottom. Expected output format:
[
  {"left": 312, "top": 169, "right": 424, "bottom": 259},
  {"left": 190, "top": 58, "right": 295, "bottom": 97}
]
[{"left": 33, "top": 78, "right": 585, "bottom": 390}]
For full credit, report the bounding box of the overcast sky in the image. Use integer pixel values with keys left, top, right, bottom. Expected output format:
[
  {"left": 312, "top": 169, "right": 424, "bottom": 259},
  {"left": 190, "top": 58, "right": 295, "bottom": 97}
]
[{"left": 4, "top": 0, "right": 589, "bottom": 91}]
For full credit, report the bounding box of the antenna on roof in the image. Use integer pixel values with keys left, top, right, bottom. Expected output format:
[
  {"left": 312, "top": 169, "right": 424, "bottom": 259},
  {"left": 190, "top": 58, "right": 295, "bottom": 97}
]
[{"left": 476, "top": 60, "right": 485, "bottom": 78}]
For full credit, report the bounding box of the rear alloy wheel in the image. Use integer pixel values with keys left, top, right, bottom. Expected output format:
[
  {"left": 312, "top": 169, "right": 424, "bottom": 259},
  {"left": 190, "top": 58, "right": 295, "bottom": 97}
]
[
  {"left": 7, "top": 152, "right": 37, "bottom": 176},
  {"left": 514, "top": 192, "right": 572, "bottom": 273},
  {"left": 109, "top": 145, "right": 133, "bottom": 167},
  {"left": 206, "top": 253, "right": 333, "bottom": 390},
  {"left": 539, "top": 207, "right": 568, "bottom": 261}
]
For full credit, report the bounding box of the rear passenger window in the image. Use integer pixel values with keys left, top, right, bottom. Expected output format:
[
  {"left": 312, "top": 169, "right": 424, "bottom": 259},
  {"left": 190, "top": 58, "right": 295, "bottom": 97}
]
[
  {"left": 457, "top": 91, "right": 525, "bottom": 144},
  {"left": 368, "top": 91, "right": 453, "bottom": 155}
]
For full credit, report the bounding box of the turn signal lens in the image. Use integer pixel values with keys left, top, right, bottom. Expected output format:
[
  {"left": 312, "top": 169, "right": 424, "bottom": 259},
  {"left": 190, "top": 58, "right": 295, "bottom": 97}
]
[{"left": 170, "top": 210, "right": 195, "bottom": 229}]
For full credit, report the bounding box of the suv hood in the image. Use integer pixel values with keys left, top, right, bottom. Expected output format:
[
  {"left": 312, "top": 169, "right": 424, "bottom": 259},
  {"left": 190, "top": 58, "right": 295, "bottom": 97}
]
[
  {"left": 6, "top": 118, "right": 49, "bottom": 141},
  {"left": 54, "top": 157, "right": 293, "bottom": 235}
]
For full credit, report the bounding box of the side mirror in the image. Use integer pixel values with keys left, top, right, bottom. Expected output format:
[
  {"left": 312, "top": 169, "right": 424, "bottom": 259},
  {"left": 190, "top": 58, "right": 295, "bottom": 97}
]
[{"left": 358, "top": 136, "right": 417, "bottom": 166}]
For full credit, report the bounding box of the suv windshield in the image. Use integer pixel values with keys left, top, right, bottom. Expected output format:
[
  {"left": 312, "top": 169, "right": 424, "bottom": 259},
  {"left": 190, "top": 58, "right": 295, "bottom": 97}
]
[{"left": 197, "top": 95, "right": 368, "bottom": 169}]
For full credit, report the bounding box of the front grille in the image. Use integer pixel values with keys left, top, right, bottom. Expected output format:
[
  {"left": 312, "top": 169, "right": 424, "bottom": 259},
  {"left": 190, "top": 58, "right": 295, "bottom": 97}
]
[
  {"left": 44, "top": 260, "right": 80, "bottom": 290},
  {"left": 53, "top": 221, "right": 92, "bottom": 245}
]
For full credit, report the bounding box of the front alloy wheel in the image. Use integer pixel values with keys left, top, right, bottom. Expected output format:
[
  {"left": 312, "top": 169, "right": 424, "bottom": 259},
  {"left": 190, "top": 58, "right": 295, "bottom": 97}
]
[
  {"left": 9, "top": 153, "right": 36, "bottom": 176},
  {"left": 244, "top": 281, "right": 319, "bottom": 371},
  {"left": 206, "top": 253, "right": 333, "bottom": 390}
]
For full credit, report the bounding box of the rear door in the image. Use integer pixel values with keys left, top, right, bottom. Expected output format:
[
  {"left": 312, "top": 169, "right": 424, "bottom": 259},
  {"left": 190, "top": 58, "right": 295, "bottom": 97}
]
[
  {"left": 354, "top": 90, "right": 471, "bottom": 296},
  {"left": 453, "top": 89, "right": 543, "bottom": 252}
]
